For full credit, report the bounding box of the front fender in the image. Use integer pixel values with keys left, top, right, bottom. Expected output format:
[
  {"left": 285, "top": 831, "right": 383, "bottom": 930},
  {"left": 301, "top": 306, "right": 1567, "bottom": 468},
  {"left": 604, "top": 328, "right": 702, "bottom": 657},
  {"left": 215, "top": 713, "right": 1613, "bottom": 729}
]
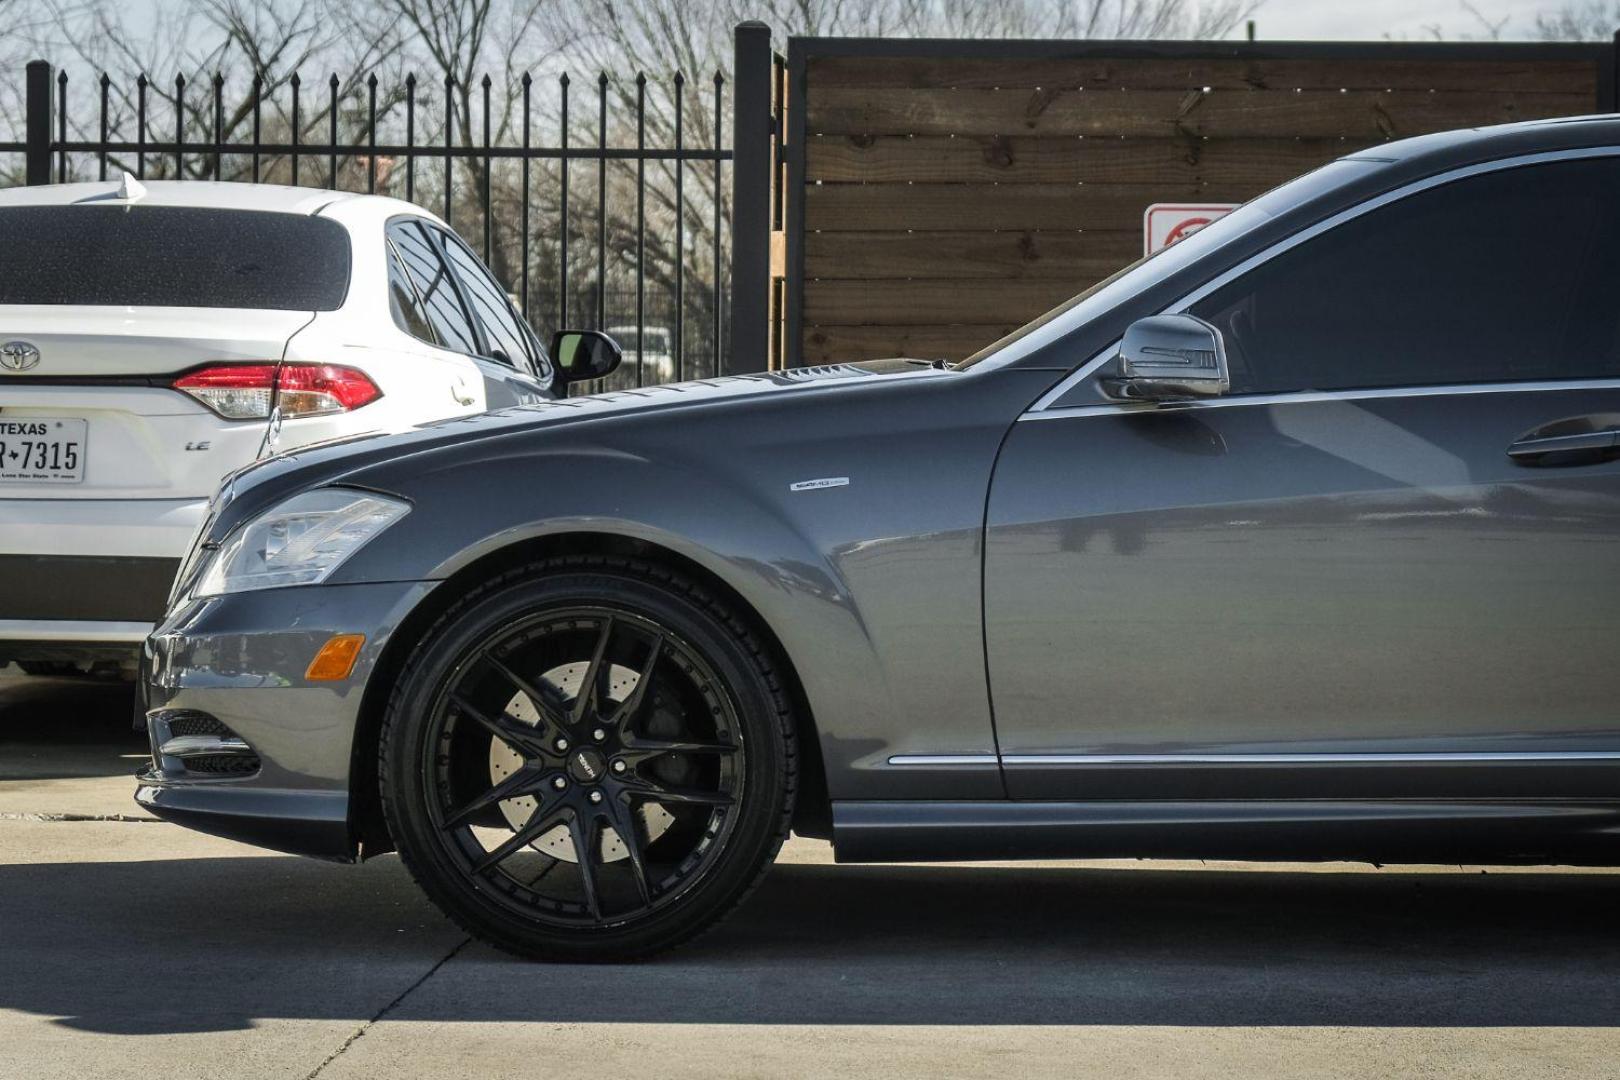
[
  {"left": 334, "top": 434, "right": 999, "bottom": 799},
  {"left": 319, "top": 367, "right": 1051, "bottom": 801}
]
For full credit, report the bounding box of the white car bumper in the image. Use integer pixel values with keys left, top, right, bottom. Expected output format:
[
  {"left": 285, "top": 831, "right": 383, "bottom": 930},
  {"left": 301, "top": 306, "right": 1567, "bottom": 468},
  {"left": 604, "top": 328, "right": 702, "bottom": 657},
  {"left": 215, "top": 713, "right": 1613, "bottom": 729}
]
[
  {"left": 0, "top": 496, "right": 206, "bottom": 656},
  {"left": 0, "top": 496, "right": 208, "bottom": 559}
]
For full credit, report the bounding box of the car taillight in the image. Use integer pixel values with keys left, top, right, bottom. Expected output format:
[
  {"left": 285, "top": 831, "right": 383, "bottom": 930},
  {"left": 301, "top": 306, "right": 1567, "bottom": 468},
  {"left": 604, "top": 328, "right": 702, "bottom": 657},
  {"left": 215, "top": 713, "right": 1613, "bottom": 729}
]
[
  {"left": 274, "top": 364, "right": 383, "bottom": 416},
  {"left": 172, "top": 363, "right": 278, "bottom": 419},
  {"left": 174, "top": 363, "right": 382, "bottom": 420}
]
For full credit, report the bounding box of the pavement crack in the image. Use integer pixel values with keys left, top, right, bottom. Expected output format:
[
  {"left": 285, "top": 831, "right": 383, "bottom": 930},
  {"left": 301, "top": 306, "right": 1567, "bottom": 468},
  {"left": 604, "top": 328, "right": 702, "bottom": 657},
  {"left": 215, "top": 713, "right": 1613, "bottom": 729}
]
[{"left": 303, "top": 935, "right": 472, "bottom": 1079}]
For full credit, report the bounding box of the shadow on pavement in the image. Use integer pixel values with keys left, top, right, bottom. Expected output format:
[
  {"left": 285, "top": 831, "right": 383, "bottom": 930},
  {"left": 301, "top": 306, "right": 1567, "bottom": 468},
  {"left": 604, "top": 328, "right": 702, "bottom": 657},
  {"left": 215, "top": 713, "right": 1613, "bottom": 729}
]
[
  {"left": 3, "top": 847, "right": 1618, "bottom": 1035},
  {"left": 0, "top": 674, "right": 141, "bottom": 781}
]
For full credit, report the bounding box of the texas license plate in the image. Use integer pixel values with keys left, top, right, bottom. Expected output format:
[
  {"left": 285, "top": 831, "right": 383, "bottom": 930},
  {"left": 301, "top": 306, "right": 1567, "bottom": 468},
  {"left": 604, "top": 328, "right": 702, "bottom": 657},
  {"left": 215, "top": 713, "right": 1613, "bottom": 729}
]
[{"left": 0, "top": 417, "right": 87, "bottom": 483}]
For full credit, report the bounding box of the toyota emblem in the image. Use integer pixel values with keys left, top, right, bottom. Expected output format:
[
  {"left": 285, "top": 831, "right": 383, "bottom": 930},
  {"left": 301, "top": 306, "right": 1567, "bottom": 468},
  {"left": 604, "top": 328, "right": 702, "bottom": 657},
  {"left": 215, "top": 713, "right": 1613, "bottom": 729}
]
[{"left": 0, "top": 341, "right": 41, "bottom": 373}]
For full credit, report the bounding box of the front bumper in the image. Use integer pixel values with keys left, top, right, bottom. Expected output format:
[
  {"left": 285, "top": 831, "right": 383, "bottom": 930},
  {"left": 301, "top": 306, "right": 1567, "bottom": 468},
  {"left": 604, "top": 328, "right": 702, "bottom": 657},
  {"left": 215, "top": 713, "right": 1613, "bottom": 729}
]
[{"left": 138, "top": 578, "right": 435, "bottom": 860}]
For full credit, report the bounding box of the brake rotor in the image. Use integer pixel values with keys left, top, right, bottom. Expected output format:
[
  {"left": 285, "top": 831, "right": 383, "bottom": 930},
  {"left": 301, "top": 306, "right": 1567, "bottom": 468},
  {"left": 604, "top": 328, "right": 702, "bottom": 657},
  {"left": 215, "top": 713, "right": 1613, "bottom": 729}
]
[{"left": 487, "top": 661, "right": 674, "bottom": 864}]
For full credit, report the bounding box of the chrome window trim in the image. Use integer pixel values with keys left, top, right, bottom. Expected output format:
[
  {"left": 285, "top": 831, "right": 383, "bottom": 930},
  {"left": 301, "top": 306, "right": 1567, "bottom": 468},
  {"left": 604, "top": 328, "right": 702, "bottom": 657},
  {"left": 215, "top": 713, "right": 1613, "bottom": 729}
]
[
  {"left": 1020, "top": 377, "right": 1620, "bottom": 422},
  {"left": 1022, "top": 146, "right": 1620, "bottom": 417}
]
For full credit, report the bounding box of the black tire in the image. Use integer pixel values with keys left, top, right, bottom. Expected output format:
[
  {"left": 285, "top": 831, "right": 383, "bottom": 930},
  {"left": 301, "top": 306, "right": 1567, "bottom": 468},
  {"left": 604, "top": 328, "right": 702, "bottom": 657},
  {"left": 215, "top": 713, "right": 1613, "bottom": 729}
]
[{"left": 379, "top": 555, "right": 797, "bottom": 961}]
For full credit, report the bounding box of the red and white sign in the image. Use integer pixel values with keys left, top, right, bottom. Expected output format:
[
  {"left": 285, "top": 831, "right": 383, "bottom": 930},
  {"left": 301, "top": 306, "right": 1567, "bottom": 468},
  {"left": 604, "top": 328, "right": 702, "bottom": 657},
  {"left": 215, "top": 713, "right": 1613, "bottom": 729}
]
[{"left": 1143, "top": 203, "right": 1239, "bottom": 256}]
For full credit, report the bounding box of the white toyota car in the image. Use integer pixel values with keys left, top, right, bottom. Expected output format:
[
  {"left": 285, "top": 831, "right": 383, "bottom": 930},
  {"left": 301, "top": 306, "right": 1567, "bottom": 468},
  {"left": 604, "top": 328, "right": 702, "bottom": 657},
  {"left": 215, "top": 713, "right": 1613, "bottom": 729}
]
[{"left": 0, "top": 177, "right": 570, "bottom": 676}]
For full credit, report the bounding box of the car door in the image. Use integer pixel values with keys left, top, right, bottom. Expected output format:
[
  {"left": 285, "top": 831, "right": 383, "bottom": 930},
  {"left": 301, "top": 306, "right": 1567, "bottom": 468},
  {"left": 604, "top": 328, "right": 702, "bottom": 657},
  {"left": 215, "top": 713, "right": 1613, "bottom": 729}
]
[
  {"left": 984, "top": 152, "right": 1620, "bottom": 802},
  {"left": 386, "top": 219, "right": 550, "bottom": 408}
]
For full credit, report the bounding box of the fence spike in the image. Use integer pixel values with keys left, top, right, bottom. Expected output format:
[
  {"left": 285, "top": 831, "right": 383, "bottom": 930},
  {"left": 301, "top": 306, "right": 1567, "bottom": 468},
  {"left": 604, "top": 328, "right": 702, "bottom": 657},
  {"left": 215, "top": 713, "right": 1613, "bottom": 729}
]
[
  {"left": 405, "top": 72, "right": 416, "bottom": 202},
  {"left": 98, "top": 73, "right": 110, "bottom": 182},
  {"left": 290, "top": 71, "right": 300, "bottom": 186},
  {"left": 559, "top": 70, "right": 570, "bottom": 333},
  {"left": 444, "top": 73, "right": 454, "bottom": 224},
  {"left": 136, "top": 73, "right": 147, "bottom": 180},
  {"left": 212, "top": 71, "right": 224, "bottom": 180},
  {"left": 675, "top": 68, "right": 685, "bottom": 381},
  {"left": 175, "top": 73, "right": 185, "bottom": 180},
  {"left": 57, "top": 70, "right": 68, "bottom": 183},
  {"left": 481, "top": 71, "right": 492, "bottom": 260},
  {"left": 252, "top": 73, "right": 262, "bottom": 182},
  {"left": 366, "top": 73, "right": 378, "bottom": 194},
  {"left": 597, "top": 71, "right": 608, "bottom": 330},
  {"left": 636, "top": 70, "right": 647, "bottom": 386},
  {"left": 328, "top": 73, "right": 339, "bottom": 190},
  {"left": 521, "top": 70, "right": 531, "bottom": 321}
]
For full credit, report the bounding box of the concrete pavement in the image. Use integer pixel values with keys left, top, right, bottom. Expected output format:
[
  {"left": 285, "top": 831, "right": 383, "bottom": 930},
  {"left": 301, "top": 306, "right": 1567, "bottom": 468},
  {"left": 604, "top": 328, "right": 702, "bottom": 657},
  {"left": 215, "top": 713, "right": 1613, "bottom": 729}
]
[{"left": 3, "top": 667, "right": 1618, "bottom": 1079}]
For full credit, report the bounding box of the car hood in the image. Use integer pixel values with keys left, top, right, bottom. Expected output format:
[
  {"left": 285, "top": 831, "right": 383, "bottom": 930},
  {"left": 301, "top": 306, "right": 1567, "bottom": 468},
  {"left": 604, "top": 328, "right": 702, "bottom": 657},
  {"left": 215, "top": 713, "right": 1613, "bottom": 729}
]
[{"left": 211, "top": 358, "right": 945, "bottom": 522}]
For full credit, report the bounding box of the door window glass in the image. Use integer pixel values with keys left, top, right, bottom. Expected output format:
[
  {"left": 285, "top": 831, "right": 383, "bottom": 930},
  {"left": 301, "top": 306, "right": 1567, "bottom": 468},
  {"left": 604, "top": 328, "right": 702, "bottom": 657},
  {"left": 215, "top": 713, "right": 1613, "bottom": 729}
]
[
  {"left": 385, "top": 240, "right": 437, "bottom": 344},
  {"left": 387, "top": 220, "right": 480, "bottom": 355},
  {"left": 1190, "top": 157, "right": 1620, "bottom": 394},
  {"left": 437, "top": 232, "right": 536, "bottom": 371}
]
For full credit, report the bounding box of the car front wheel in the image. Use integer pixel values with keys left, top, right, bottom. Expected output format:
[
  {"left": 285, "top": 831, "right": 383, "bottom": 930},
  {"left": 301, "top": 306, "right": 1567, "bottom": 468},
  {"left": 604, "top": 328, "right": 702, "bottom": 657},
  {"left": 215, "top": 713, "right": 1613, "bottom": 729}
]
[{"left": 379, "top": 556, "right": 797, "bottom": 961}]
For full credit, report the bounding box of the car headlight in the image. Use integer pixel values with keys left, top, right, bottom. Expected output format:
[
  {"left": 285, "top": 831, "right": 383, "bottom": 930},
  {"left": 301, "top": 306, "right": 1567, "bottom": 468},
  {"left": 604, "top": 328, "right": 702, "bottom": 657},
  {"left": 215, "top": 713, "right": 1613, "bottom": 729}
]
[{"left": 193, "top": 488, "right": 409, "bottom": 598}]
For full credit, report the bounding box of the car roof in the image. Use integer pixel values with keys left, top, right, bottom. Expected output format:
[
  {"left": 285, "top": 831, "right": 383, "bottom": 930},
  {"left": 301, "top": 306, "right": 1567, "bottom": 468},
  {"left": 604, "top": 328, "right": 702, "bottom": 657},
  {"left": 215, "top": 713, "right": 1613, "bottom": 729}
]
[
  {"left": 1352, "top": 113, "right": 1620, "bottom": 169},
  {"left": 0, "top": 178, "right": 400, "bottom": 216}
]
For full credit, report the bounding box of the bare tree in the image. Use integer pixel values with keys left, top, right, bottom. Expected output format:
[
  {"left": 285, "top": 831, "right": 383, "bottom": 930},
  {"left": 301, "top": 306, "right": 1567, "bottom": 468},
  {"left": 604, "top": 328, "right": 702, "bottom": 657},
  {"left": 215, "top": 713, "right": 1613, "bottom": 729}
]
[
  {"left": 23, "top": 0, "right": 405, "bottom": 184},
  {"left": 737, "top": 0, "right": 1256, "bottom": 39},
  {"left": 1535, "top": 1, "right": 1620, "bottom": 38},
  {"left": 7, "top": 0, "right": 1262, "bottom": 375},
  {"left": 356, "top": 0, "right": 555, "bottom": 278}
]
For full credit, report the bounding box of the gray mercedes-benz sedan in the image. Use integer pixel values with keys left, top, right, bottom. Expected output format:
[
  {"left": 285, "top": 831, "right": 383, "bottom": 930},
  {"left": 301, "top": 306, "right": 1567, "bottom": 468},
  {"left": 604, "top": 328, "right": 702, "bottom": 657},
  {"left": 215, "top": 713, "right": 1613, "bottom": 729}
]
[{"left": 140, "top": 116, "right": 1620, "bottom": 960}]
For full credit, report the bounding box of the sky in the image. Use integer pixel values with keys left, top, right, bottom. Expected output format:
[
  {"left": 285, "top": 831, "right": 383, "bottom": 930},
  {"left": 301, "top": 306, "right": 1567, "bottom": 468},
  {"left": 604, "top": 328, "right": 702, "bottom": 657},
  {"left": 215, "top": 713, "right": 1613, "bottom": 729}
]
[
  {"left": 1253, "top": 0, "right": 1557, "bottom": 40},
  {"left": 100, "top": 0, "right": 1578, "bottom": 44}
]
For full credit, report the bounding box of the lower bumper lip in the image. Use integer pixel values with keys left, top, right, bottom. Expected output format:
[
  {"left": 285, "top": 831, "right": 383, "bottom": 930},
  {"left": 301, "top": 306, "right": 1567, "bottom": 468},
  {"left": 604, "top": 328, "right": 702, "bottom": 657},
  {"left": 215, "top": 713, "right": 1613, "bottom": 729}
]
[{"left": 134, "top": 780, "right": 355, "bottom": 861}]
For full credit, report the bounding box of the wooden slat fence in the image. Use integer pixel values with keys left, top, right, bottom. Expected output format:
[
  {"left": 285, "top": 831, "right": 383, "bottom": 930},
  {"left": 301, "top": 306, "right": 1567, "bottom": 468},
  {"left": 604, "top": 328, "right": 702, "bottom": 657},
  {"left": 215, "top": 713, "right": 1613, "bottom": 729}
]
[{"left": 776, "top": 39, "right": 1617, "bottom": 366}]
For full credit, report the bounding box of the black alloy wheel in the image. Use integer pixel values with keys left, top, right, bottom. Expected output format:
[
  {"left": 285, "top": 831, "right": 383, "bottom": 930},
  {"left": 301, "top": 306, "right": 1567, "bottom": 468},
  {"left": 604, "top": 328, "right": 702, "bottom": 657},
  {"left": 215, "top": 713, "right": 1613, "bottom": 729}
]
[{"left": 381, "top": 557, "right": 796, "bottom": 961}]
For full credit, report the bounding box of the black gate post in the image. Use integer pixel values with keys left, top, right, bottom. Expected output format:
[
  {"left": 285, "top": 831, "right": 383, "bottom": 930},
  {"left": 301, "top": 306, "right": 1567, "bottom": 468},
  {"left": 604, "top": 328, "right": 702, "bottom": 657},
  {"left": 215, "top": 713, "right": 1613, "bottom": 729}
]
[
  {"left": 25, "top": 60, "right": 54, "bottom": 186},
  {"left": 729, "top": 22, "right": 773, "bottom": 374}
]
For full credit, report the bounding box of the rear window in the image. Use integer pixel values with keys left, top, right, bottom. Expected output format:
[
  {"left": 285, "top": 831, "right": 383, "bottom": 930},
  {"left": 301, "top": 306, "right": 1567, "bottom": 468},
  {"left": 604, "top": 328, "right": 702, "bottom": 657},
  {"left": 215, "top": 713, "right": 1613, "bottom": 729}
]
[{"left": 0, "top": 205, "right": 351, "bottom": 310}]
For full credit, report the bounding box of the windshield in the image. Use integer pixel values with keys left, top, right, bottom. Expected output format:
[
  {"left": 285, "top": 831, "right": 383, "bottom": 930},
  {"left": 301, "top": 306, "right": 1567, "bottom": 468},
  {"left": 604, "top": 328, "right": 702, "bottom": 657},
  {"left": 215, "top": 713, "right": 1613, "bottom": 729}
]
[
  {"left": 958, "top": 158, "right": 1388, "bottom": 369},
  {"left": 0, "top": 205, "right": 352, "bottom": 310}
]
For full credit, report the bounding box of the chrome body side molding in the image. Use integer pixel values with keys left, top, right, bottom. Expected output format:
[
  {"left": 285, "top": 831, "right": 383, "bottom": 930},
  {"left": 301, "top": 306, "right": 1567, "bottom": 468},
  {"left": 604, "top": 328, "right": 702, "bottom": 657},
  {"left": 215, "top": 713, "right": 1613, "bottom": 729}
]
[
  {"left": 886, "top": 754, "right": 1000, "bottom": 767},
  {"left": 998, "top": 751, "right": 1620, "bottom": 765},
  {"left": 890, "top": 751, "right": 1620, "bottom": 767}
]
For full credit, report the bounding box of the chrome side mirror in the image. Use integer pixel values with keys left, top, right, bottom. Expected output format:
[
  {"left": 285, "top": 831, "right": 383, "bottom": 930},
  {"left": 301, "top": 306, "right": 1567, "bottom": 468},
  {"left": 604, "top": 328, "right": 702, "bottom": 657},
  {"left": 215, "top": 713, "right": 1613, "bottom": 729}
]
[{"left": 1102, "top": 314, "right": 1229, "bottom": 402}]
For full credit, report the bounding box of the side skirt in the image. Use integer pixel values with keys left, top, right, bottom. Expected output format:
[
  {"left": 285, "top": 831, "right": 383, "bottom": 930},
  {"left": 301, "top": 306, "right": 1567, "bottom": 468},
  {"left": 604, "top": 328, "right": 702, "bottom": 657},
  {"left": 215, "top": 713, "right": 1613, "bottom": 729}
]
[{"left": 830, "top": 799, "right": 1620, "bottom": 866}]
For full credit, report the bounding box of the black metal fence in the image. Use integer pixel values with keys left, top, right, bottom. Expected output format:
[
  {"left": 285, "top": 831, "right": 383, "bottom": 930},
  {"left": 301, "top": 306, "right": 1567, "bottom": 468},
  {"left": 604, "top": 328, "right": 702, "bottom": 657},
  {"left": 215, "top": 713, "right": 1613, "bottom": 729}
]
[{"left": 2, "top": 22, "right": 780, "bottom": 389}]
